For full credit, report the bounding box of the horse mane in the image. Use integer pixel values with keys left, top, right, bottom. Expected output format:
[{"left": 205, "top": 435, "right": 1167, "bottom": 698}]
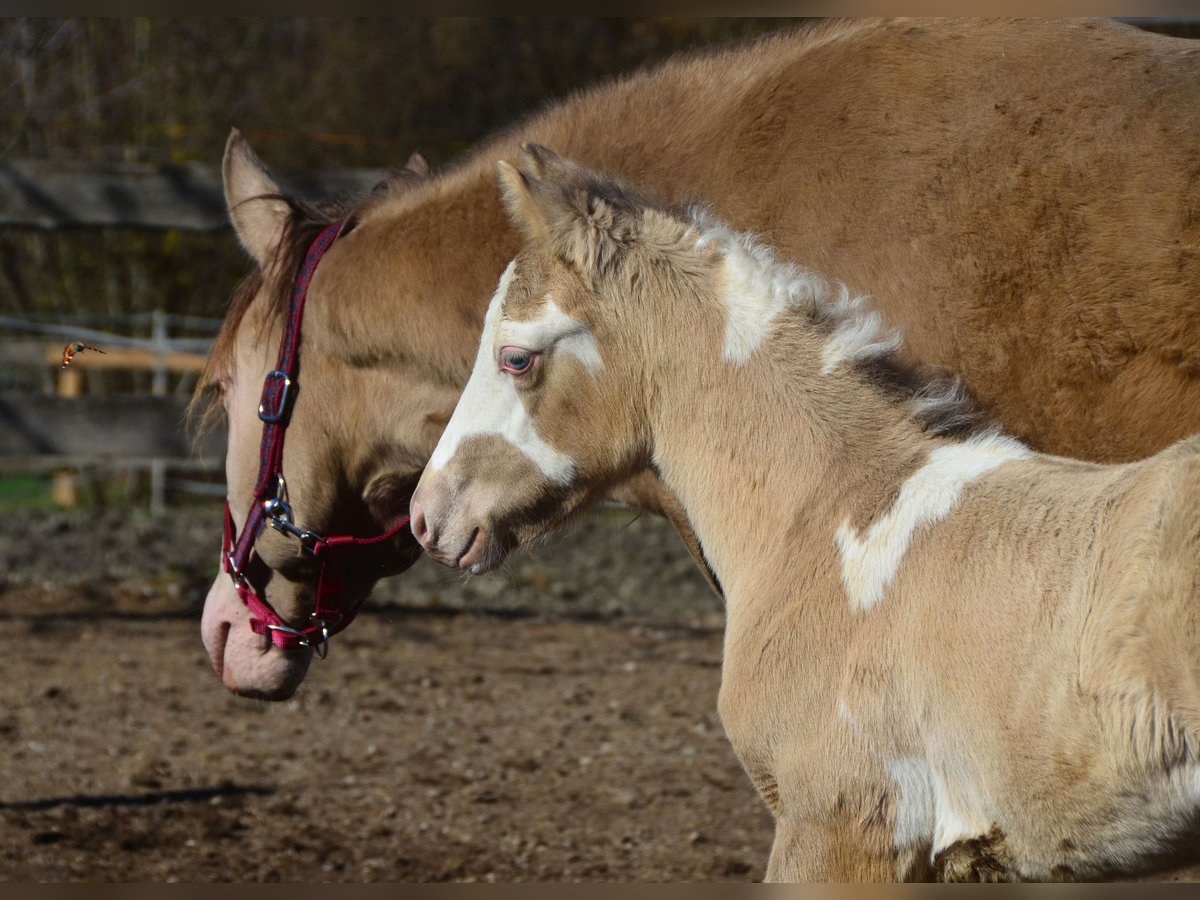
[
  {"left": 189, "top": 190, "right": 382, "bottom": 436},
  {"left": 689, "top": 212, "right": 984, "bottom": 439}
]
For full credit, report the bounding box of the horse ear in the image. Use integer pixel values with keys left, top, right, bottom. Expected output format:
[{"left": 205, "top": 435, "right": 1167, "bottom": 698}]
[
  {"left": 499, "top": 143, "right": 641, "bottom": 276},
  {"left": 518, "top": 142, "right": 571, "bottom": 180},
  {"left": 222, "top": 128, "right": 291, "bottom": 269},
  {"left": 370, "top": 150, "right": 433, "bottom": 202},
  {"left": 403, "top": 151, "right": 431, "bottom": 178}
]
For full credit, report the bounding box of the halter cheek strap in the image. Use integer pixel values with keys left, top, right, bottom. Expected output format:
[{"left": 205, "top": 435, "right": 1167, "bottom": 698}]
[{"left": 221, "top": 220, "right": 415, "bottom": 655}]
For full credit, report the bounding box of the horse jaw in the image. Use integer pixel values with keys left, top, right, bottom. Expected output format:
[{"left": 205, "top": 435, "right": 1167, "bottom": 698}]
[{"left": 200, "top": 572, "right": 313, "bottom": 700}]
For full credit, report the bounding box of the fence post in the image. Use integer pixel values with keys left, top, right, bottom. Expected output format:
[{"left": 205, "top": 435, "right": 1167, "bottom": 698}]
[
  {"left": 150, "top": 458, "right": 166, "bottom": 517},
  {"left": 51, "top": 361, "right": 82, "bottom": 508},
  {"left": 151, "top": 308, "right": 167, "bottom": 397}
]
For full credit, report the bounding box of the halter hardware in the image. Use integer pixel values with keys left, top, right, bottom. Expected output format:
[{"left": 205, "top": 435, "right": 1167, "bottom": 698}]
[
  {"left": 263, "top": 475, "right": 322, "bottom": 552},
  {"left": 222, "top": 220, "right": 415, "bottom": 656},
  {"left": 258, "top": 370, "right": 294, "bottom": 424},
  {"left": 266, "top": 620, "right": 330, "bottom": 659}
]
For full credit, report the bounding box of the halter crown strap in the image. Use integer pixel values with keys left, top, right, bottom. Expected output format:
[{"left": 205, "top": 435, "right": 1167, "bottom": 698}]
[{"left": 223, "top": 220, "right": 414, "bottom": 654}]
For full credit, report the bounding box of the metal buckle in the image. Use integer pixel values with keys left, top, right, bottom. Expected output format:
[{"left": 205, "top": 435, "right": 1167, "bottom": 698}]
[
  {"left": 264, "top": 618, "right": 329, "bottom": 659},
  {"left": 258, "top": 370, "right": 293, "bottom": 423},
  {"left": 262, "top": 475, "right": 322, "bottom": 553}
]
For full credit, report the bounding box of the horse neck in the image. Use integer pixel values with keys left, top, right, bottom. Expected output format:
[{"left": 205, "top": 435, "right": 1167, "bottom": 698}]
[
  {"left": 642, "top": 305, "right": 939, "bottom": 605},
  {"left": 333, "top": 24, "right": 860, "bottom": 384}
]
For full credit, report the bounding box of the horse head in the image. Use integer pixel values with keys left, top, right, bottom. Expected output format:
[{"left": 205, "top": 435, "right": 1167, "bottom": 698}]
[{"left": 197, "top": 131, "right": 460, "bottom": 699}]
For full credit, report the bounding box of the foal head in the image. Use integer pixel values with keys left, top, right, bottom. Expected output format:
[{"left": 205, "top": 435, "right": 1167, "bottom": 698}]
[{"left": 411, "top": 144, "right": 713, "bottom": 572}]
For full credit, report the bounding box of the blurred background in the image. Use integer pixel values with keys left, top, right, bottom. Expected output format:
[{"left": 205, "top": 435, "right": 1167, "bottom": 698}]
[{"left": 1, "top": 20, "right": 791, "bottom": 323}]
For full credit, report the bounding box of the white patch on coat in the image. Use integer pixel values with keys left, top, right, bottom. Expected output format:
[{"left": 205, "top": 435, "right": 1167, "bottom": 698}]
[
  {"left": 836, "top": 431, "right": 1031, "bottom": 613},
  {"left": 429, "top": 261, "right": 576, "bottom": 484},
  {"left": 820, "top": 297, "right": 904, "bottom": 375},
  {"left": 695, "top": 223, "right": 822, "bottom": 366},
  {"left": 717, "top": 238, "right": 802, "bottom": 365},
  {"left": 691, "top": 218, "right": 899, "bottom": 371},
  {"left": 884, "top": 756, "right": 995, "bottom": 855},
  {"left": 928, "top": 763, "right": 996, "bottom": 854},
  {"left": 502, "top": 294, "right": 603, "bottom": 373},
  {"left": 887, "top": 758, "right": 936, "bottom": 850}
]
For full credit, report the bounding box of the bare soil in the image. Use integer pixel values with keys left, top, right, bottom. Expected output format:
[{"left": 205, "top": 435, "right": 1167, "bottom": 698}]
[
  {"left": 2, "top": 506, "right": 1199, "bottom": 882},
  {"left": 0, "top": 506, "right": 762, "bottom": 882}
]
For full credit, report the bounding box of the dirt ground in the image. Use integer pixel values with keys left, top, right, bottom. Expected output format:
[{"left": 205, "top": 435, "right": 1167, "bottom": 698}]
[
  {"left": 0, "top": 505, "right": 767, "bottom": 882},
  {"left": 2, "top": 505, "right": 1200, "bottom": 882}
]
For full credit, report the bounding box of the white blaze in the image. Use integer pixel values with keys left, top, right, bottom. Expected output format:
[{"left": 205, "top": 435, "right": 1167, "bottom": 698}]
[
  {"left": 836, "top": 431, "right": 1031, "bottom": 613},
  {"left": 504, "top": 294, "right": 604, "bottom": 375},
  {"left": 428, "top": 261, "right": 601, "bottom": 484}
]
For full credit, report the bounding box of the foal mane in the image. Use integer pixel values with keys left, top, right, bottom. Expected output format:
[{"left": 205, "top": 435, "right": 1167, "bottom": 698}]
[{"left": 688, "top": 212, "right": 982, "bottom": 439}]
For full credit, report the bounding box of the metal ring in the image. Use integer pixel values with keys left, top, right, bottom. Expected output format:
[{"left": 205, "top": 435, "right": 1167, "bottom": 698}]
[
  {"left": 310, "top": 619, "right": 330, "bottom": 660},
  {"left": 258, "top": 371, "right": 293, "bottom": 423}
]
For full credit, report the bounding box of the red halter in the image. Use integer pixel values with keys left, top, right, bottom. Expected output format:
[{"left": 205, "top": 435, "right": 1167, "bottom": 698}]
[{"left": 222, "top": 220, "right": 414, "bottom": 656}]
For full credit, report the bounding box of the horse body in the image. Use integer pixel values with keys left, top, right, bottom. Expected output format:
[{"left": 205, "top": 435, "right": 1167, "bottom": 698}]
[
  {"left": 203, "top": 18, "right": 1200, "bottom": 697},
  {"left": 412, "top": 147, "right": 1200, "bottom": 880},
  {"left": 723, "top": 436, "right": 1200, "bottom": 880}
]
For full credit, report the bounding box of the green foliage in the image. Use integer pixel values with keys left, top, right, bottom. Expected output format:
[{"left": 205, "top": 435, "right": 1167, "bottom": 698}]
[{"left": 0, "top": 476, "right": 54, "bottom": 512}]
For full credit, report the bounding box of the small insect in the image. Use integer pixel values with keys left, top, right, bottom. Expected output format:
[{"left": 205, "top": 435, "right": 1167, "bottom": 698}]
[{"left": 60, "top": 341, "right": 106, "bottom": 368}]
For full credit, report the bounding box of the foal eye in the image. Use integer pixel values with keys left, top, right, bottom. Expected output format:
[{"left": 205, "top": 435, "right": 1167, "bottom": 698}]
[{"left": 499, "top": 347, "right": 538, "bottom": 375}]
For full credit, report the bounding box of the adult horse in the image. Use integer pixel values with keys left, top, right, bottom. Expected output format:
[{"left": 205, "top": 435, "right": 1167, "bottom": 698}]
[{"left": 199, "top": 18, "right": 1200, "bottom": 699}]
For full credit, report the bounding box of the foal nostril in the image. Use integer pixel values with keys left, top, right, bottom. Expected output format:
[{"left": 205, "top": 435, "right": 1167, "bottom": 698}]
[{"left": 411, "top": 503, "right": 430, "bottom": 546}]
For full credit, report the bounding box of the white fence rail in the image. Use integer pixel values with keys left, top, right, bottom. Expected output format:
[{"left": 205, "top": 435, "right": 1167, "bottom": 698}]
[{"left": 0, "top": 313, "right": 225, "bottom": 513}]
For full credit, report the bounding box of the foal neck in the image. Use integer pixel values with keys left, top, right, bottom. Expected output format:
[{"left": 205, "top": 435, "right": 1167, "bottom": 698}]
[{"left": 643, "top": 233, "right": 979, "bottom": 602}]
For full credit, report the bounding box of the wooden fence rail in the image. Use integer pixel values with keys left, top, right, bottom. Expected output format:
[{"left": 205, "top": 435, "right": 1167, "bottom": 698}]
[
  {"left": 0, "top": 159, "right": 384, "bottom": 230},
  {"left": 0, "top": 394, "right": 223, "bottom": 459},
  {"left": 0, "top": 311, "right": 225, "bottom": 512}
]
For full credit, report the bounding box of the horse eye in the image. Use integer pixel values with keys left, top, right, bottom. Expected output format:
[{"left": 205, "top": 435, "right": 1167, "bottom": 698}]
[{"left": 499, "top": 347, "right": 538, "bottom": 375}]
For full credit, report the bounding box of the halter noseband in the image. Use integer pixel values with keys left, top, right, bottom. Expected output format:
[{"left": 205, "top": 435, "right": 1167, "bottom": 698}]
[{"left": 222, "top": 220, "right": 414, "bottom": 657}]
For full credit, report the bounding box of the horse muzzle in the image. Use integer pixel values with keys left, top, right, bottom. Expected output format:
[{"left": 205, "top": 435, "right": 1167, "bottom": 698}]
[{"left": 200, "top": 574, "right": 313, "bottom": 700}]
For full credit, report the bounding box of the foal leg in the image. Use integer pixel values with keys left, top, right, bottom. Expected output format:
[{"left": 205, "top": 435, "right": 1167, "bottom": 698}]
[{"left": 765, "top": 816, "right": 928, "bottom": 882}]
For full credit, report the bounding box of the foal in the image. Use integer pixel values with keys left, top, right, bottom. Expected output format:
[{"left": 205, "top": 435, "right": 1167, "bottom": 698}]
[{"left": 410, "top": 145, "right": 1200, "bottom": 882}]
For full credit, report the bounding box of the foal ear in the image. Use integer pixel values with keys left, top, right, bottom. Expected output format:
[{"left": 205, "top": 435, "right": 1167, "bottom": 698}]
[
  {"left": 222, "top": 128, "right": 292, "bottom": 269},
  {"left": 498, "top": 143, "right": 640, "bottom": 274},
  {"left": 497, "top": 159, "right": 549, "bottom": 243},
  {"left": 497, "top": 142, "right": 590, "bottom": 243}
]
